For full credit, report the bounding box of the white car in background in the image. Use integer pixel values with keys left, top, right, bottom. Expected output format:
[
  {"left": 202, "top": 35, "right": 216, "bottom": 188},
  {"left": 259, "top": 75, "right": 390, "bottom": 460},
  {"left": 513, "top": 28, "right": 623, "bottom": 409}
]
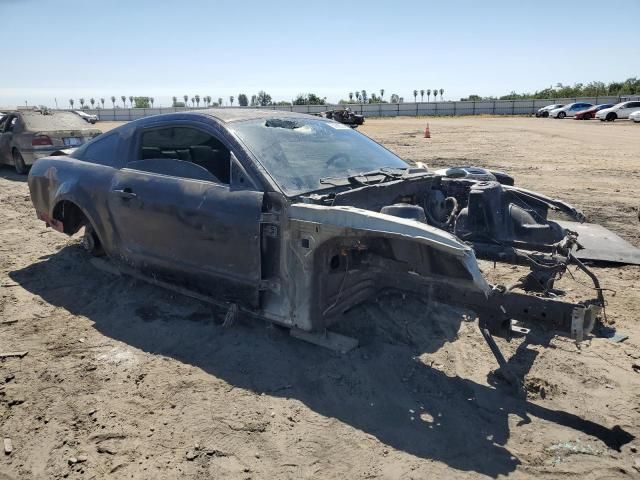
[
  {"left": 595, "top": 101, "right": 640, "bottom": 121},
  {"left": 535, "top": 104, "right": 563, "bottom": 117},
  {"left": 74, "top": 110, "right": 98, "bottom": 124},
  {"left": 548, "top": 102, "right": 593, "bottom": 119},
  {"left": 629, "top": 110, "right": 640, "bottom": 123}
]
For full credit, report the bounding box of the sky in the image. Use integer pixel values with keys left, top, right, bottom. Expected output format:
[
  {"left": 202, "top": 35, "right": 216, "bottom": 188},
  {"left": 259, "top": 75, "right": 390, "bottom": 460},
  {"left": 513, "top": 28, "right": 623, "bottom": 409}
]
[{"left": 1, "top": 0, "right": 639, "bottom": 108}]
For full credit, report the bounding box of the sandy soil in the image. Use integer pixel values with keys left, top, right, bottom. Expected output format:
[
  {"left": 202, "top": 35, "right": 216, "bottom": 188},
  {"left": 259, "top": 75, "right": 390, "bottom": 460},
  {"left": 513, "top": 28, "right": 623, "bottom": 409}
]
[{"left": 1, "top": 116, "right": 639, "bottom": 479}]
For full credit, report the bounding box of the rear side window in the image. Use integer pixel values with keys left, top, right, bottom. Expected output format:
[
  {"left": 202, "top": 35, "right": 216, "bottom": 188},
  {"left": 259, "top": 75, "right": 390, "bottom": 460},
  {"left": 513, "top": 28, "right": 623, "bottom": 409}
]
[
  {"left": 76, "top": 133, "right": 120, "bottom": 167},
  {"left": 627, "top": 102, "right": 640, "bottom": 108}
]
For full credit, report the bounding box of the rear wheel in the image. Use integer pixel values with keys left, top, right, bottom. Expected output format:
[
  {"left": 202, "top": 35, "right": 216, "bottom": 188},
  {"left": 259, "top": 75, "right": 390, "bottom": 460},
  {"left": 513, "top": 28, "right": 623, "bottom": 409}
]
[
  {"left": 542, "top": 111, "right": 549, "bottom": 117},
  {"left": 82, "top": 225, "right": 105, "bottom": 257},
  {"left": 606, "top": 112, "right": 617, "bottom": 122},
  {"left": 12, "top": 149, "right": 28, "bottom": 174},
  {"left": 558, "top": 111, "right": 566, "bottom": 119}
]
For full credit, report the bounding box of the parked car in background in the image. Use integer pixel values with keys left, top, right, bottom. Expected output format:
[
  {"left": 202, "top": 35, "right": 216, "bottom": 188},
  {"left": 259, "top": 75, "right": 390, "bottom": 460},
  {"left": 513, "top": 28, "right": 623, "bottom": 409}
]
[
  {"left": 629, "top": 110, "right": 640, "bottom": 123},
  {"left": 0, "top": 110, "right": 101, "bottom": 173},
  {"left": 596, "top": 101, "right": 640, "bottom": 121},
  {"left": 549, "top": 102, "right": 593, "bottom": 119},
  {"left": 574, "top": 104, "right": 614, "bottom": 120},
  {"left": 535, "top": 104, "right": 563, "bottom": 117},
  {"left": 74, "top": 110, "right": 98, "bottom": 124}
]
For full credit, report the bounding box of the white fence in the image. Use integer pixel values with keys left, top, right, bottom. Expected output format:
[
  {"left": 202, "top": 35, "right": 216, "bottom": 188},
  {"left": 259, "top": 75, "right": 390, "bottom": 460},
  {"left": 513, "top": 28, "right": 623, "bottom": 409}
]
[{"left": 84, "top": 96, "right": 623, "bottom": 121}]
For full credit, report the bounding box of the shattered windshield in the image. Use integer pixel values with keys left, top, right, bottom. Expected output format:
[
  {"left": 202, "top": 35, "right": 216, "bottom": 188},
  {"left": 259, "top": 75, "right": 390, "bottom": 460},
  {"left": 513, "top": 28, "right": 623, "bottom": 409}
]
[{"left": 231, "top": 118, "right": 409, "bottom": 195}]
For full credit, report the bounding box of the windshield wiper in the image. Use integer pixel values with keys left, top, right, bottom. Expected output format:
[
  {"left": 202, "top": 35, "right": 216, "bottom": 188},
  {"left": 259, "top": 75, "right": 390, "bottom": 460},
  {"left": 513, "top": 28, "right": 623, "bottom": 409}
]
[{"left": 320, "top": 167, "right": 407, "bottom": 187}]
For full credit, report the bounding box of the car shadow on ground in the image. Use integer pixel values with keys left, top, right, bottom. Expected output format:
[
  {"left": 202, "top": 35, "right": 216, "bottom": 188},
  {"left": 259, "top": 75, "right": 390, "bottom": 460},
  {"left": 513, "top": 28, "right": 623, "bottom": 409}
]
[
  {"left": 9, "top": 245, "right": 634, "bottom": 477},
  {"left": 0, "top": 165, "right": 28, "bottom": 182}
]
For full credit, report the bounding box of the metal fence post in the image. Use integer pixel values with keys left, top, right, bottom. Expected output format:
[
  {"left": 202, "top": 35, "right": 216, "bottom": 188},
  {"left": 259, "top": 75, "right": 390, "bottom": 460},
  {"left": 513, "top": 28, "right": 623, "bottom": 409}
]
[
  {"left": 472, "top": 101, "right": 476, "bottom": 115},
  {"left": 492, "top": 101, "right": 496, "bottom": 114},
  {"left": 511, "top": 101, "right": 515, "bottom": 115}
]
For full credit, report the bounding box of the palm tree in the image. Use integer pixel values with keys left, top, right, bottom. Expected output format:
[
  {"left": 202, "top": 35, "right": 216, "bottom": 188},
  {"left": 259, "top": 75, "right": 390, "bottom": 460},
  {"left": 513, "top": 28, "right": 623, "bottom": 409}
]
[
  {"left": 150, "top": 97, "right": 154, "bottom": 108},
  {"left": 229, "top": 95, "right": 234, "bottom": 106},
  {"left": 218, "top": 97, "right": 223, "bottom": 106},
  {"left": 355, "top": 92, "right": 361, "bottom": 102},
  {"left": 413, "top": 90, "right": 418, "bottom": 102},
  {"left": 195, "top": 94, "right": 200, "bottom": 107},
  {"left": 190, "top": 97, "right": 195, "bottom": 107},
  {"left": 121, "top": 95, "right": 126, "bottom": 108},
  {"left": 128, "top": 96, "right": 134, "bottom": 108},
  {"left": 439, "top": 88, "right": 444, "bottom": 100},
  {"left": 100, "top": 98, "right": 105, "bottom": 109},
  {"left": 348, "top": 92, "right": 353, "bottom": 102},
  {"left": 79, "top": 98, "right": 85, "bottom": 109},
  {"left": 427, "top": 89, "right": 431, "bottom": 102},
  {"left": 207, "top": 96, "right": 212, "bottom": 106},
  {"left": 183, "top": 95, "right": 188, "bottom": 106},
  {"left": 420, "top": 89, "right": 425, "bottom": 102},
  {"left": 111, "top": 96, "right": 116, "bottom": 108},
  {"left": 380, "top": 89, "right": 384, "bottom": 100},
  {"left": 89, "top": 98, "right": 95, "bottom": 109},
  {"left": 69, "top": 99, "right": 74, "bottom": 109},
  {"left": 432, "top": 88, "right": 438, "bottom": 101}
]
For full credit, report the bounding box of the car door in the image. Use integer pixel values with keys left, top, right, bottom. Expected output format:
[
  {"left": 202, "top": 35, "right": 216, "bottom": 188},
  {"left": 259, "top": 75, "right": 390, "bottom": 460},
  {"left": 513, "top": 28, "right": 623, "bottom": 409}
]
[
  {"left": 621, "top": 102, "right": 640, "bottom": 118},
  {"left": 106, "top": 122, "right": 264, "bottom": 306}
]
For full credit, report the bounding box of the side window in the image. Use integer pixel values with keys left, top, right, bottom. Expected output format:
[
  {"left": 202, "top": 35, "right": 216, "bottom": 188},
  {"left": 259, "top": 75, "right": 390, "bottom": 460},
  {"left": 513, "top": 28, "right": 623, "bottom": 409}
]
[
  {"left": 628, "top": 102, "right": 640, "bottom": 109},
  {"left": 76, "top": 133, "right": 120, "bottom": 167},
  {"left": 136, "top": 126, "right": 230, "bottom": 184}
]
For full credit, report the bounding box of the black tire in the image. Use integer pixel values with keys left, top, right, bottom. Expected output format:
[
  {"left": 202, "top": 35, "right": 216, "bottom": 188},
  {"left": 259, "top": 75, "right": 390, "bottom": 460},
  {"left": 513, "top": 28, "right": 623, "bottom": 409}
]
[
  {"left": 606, "top": 112, "right": 616, "bottom": 122},
  {"left": 558, "top": 111, "right": 566, "bottom": 119},
  {"left": 12, "top": 149, "right": 28, "bottom": 174},
  {"left": 542, "top": 111, "right": 549, "bottom": 117},
  {"left": 82, "top": 225, "right": 105, "bottom": 257}
]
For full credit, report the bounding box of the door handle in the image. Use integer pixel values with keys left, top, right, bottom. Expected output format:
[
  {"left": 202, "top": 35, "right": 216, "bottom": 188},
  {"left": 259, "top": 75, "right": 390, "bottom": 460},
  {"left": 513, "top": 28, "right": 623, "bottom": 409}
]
[{"left": 113, "top": 188, "right": 137, "bottom": 200}]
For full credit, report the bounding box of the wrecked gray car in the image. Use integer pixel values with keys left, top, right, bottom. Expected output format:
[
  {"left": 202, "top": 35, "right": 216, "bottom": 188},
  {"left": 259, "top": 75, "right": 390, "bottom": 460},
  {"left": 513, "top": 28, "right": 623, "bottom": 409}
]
[
  {"left": 27, "top": 109, "right": 637, "bottom": 381},
  {"left": 0, "top": 110, "right": 101, "bottom": 173}
]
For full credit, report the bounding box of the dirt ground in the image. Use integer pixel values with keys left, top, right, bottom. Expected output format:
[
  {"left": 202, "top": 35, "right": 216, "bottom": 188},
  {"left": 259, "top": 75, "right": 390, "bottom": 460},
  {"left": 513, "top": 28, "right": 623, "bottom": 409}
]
[{"left": 1, "top": 116, "right": 639, "bottom": 479}]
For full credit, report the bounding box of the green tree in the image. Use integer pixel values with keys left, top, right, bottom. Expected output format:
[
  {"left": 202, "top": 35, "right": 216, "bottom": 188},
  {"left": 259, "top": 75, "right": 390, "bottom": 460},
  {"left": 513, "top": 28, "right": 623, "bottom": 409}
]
[
  {"left": 361, "top": 90, "right": 367, "bottom": 103},
  {"left": 111, "top": 96, "right": 116, "bottom": 108},
  {"left": 218, "top": 97, "right": 223, "bottom": 106},
  {"left": 69, "top": 99, "right": 74, "bottom": 109},
  {"left": 150, "top": 97, "right": 154, "bottom": 108},
  {"left": 427, "top": 89, "right": 431, "bottom": 102},
  {"left": 432, "top": 88, "right": 438, "bottom": 101},
  {"left": 390, "top": 93, "right": 399, "bottom": 103},
  {"left": 439, "top": 88, "right": 444, "bottom": 100},
  {"left": 195, "top": 94, "right": 201, "bottom": 107},
  {"left": 250, "top": 95, "right": 257, "bottom": 106},
  {"left": 133, "top": 97, "right": 151, "bottom": 108},
  {"left": 128, "top": 96, "right": 134, "bottom": 108},
  {"left": 348, "top": 92, "right": 353, "bottom": 102},
  {"left": 79, "top": 98, "right": 85, "bottom": 109},
  {"left": 256, "top": 91, "right": 272, "bottom": 106},
  {"left": 183, "top": 95, "right": 189, "bottom": 105},
  {"left": 355, "top": 92, "right": 361, "bottom": 102},
  {"left": 238, "top": 94, "right": 248, "bottom": 106},
  {"left": 100, "top": 98, "right": 105, "bottom": 109},
  {"left": 413, "top": 89, "right": 418, "bottom": 102},
  {"left": 89, "top": 98, "right": 95, "bottom": 108},
  {"left": 172, "top": 96, "right": 178, "bottom": 106},
  {"left": 380, "top": 88, "right": 384, "bottom": 100},
  {"left": 121, "top": 95, "right": 126, "bottom": 107},
  {"left": 420, "top": 89, "right": 424, "bottom": 102},
  {"left": 229, "top": 95, "right": 234, "bottom": 106}
]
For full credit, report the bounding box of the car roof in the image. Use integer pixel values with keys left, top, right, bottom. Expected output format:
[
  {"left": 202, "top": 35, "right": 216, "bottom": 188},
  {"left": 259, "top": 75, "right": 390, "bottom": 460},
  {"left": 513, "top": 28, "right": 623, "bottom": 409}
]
[
  {"left": 128, "top": 108, "right": 327, "bottom": 129},
  {"left": 196, "top": 108, "right": 316, "bottom": 123}
]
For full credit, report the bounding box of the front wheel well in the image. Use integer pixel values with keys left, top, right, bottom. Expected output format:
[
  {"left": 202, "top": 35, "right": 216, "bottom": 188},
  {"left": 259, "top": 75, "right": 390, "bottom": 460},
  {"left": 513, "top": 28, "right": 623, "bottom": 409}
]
[{"left": 52, "top": 200, "right": 88, "bottom": 235}]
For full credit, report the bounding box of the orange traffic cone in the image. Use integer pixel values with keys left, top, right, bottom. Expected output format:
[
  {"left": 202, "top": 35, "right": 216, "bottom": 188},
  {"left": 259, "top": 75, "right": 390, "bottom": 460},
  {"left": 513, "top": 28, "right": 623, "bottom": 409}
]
[{"left": 424, "top": 123, "right": 431, "bottom": 138}]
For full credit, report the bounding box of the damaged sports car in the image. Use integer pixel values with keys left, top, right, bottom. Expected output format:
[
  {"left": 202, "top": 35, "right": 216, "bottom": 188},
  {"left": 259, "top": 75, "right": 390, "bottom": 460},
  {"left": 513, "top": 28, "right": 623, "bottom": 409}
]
[{"left": 27, "top": 109, "right": 640, "bottom": 370}]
